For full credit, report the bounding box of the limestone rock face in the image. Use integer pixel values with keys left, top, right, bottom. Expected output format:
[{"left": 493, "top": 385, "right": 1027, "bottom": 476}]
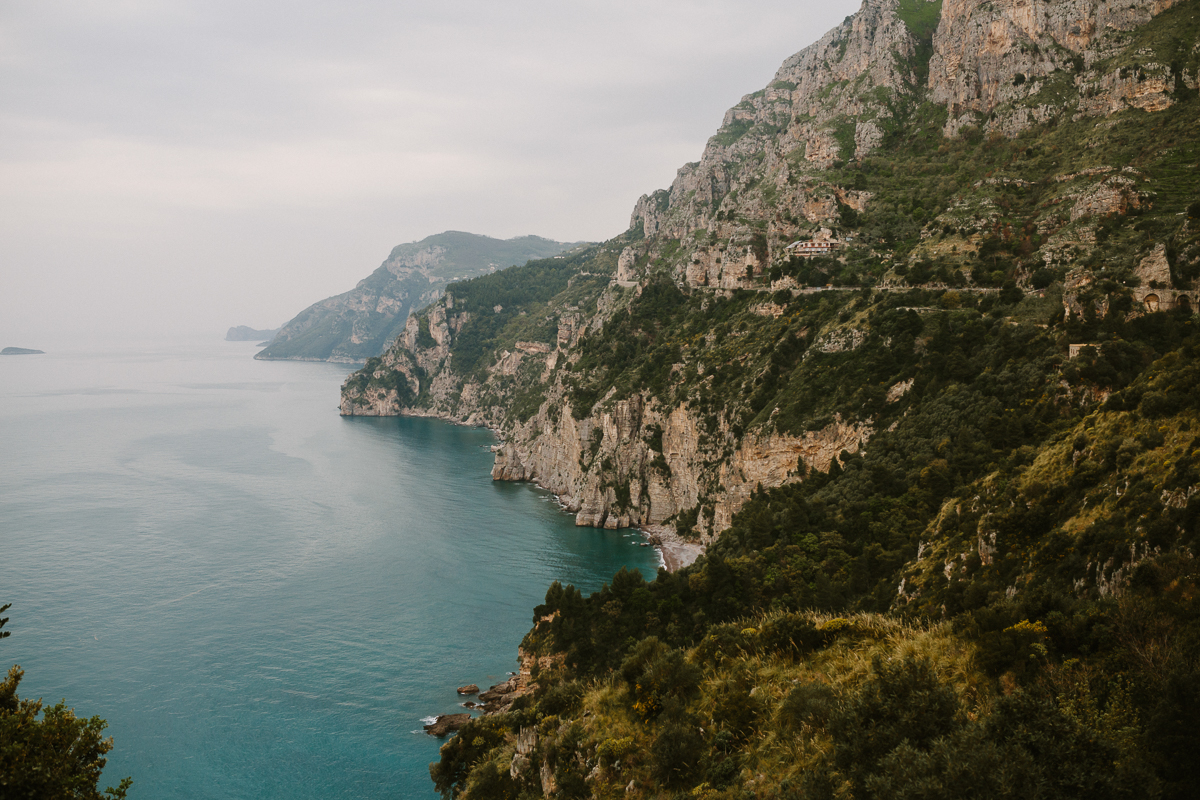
[
  {"left": 930, "top": 0, "right": 1185, "bottom": 135},
  {"left": 712, "top": 418, "right": 871, "bottom": 530},
  {"left": 627, "top": 0, "right": 1200, "bottom": 283},
  {"left": 345, "top": 275, "right": 876, "bottom": 548},
  {"left": 1135, "top": 244, "right": 1172, "bottom": 287},
  {"left": 403, "top": 315, "right": 419, "bottom": 351},
  {"left": 487, "top": 384, "right": 872, "bottom": 540},
  {"left": 557, "top": 312, "right": 583, "bottom": 348},
  {"left": 1069, "top": 174, "right": 1145, "bottom": 221},
  {"left": 338, "top": 386, "right": 401, "bottom": 416},
  {"left": 341, "top": 0, "right": 1192, "bottom": 568},
  {"left": 616, "top": 247, "right": 640, "bottom": 282},
  {"left": 629, "top": 0, "right": 919, "bottom": 260}
]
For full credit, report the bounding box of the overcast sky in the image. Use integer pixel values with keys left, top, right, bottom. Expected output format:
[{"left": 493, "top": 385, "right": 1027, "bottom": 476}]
[{"left": 0, "top": 0, "right": 860, "bottom": 341}]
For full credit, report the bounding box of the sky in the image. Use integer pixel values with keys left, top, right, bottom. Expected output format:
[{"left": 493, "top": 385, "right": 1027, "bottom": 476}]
[{"left": 0, "top": 0, "right": 861, "bottom": 341}]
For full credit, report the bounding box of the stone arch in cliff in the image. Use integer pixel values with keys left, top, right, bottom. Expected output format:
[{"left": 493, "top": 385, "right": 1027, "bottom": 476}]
[
  {"left": 1176, "top": 294, "right": 1193, "bottom": 315},
  {"left": 1144, "top": 293, "right": 1160, "bottom": 312}
]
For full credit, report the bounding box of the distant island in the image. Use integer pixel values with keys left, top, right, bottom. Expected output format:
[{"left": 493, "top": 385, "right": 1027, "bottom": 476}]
[
  {"left": 255, "top": 231, "right": 585, "bottom": 363},
  {"left": 226, "top": 326, "right": 279, "bottom": 342},
  {"left": 1, "top": 347, "right": 44, "bottom": 355}
]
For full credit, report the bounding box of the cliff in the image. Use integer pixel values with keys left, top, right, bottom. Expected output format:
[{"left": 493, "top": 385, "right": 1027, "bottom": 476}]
[
  {"left": 348, "top": 0, "right": 1200, "bottom": 796},
  {"left": 343, "top": 0, "right": 1198, "bottom": 550},
  {"left": 256, "top": 232, "right": 582, "bottom": 363}
]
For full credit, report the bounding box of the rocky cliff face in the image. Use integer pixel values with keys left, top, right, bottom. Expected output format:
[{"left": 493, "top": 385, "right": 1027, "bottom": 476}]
[
  {"left": 341, "top": 0, "right": 1198, "bottom": 559},
  {"left": 342, "top": 290, "right": 875, "bottom": 542},
  {"left": 628, "top": 0, "right": 927, "bottom": 289},
  {"left": 417, "top": 5, "right": 1200, "bottom": 795},
  {"left": 931, "top": 0, "right": 1192, "bottom": 136},
  {"left": 628, "top": 0, "right": 1195, "bottom": 276}
]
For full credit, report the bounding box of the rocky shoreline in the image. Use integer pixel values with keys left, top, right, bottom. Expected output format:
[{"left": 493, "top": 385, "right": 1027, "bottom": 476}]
[
  {"left": 639, "top": 524, "right": 704, "bottom": 572},
  {"left": 424, "top": 650, "right": 539, "bottom": 737},
  {"left": 525, "top": 469, "right": 703, "bottom": 573},
  {"left": 352, "top": 409, "right": 706, "bottom": 572}
]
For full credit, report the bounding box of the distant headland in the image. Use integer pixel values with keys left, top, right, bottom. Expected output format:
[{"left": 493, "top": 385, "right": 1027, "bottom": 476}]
[
  {"left": 1, "top": 347, "right": 44, "bottom": 355},
  {"left": 226, "top": 326, "right": 280, "bottom": 342}
]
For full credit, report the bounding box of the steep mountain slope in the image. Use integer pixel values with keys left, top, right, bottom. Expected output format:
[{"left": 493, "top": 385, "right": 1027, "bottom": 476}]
[
  {"left": 337, "top": 0, "right": 1200, "bottom": 796},
  {"left": 344, "top": 0, "right": 1198, "bottom": 540},
  {"left": 255, "top": 232, "right": 581, "bottom": 363}
]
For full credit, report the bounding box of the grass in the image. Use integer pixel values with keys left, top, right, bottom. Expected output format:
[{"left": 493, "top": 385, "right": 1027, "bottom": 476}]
[{"left": 450, "top": 610, "right": 990, "bottom": 800}]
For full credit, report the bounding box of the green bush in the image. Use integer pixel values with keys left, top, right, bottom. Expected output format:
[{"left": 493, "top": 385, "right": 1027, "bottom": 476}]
[
  {"left": 778, "top": 681, "right": 838, "bottom": 731},
  {"left": 650, "top": 717, "right": 705, "bottom": 787}
]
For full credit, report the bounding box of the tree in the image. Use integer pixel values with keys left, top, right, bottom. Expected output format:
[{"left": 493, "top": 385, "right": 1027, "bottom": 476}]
[{"left": 0, "top": 604, "right": 131, "bottom": 799}]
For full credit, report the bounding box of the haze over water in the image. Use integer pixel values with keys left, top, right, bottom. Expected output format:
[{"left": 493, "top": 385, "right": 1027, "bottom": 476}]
[{"left": 0, "top": 338, "right": 659, "bottom": 798}]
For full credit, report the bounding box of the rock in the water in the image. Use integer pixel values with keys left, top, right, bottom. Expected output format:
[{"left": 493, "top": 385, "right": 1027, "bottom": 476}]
[
  {"left": 423, "top": 713, "right": 471, "bottom": 737},
  {"left": 457, "top": 684, "right": 479, "bottom": 695}
]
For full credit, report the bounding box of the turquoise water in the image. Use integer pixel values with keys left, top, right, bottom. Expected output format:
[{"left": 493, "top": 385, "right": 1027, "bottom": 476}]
[{"left": 0, "top": 338, "right": 659, "bottom": 798}]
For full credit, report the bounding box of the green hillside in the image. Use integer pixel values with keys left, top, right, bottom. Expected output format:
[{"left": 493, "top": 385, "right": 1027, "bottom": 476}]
[
  {"left": 256, "top": 232, "right": 582, "bottom": 363},
  {"left": 384, "top": 231, "right": 583, "bottom": 281},
  {"left": 340, "top": 0, "right": 1200, "bottom": 796}
]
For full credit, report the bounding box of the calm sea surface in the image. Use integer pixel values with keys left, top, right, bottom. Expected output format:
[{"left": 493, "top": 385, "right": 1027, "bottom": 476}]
[{"left": 0, "top": 337, "right": 659, "bottom": 798}]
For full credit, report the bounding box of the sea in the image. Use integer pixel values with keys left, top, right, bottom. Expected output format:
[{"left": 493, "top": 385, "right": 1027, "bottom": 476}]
[{"left": 0, "top": 336, "right": 660, "bottom": 798}]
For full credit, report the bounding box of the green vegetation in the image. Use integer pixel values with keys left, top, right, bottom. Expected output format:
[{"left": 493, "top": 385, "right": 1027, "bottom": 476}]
[
  {"left": 430, "top": 319, "right": 1200, "bottom": 799},
  {"left": 329, "top": 4, "right": 1200, "bottom": 797},
  {"left": 0, "top": 605, "right": 131, "bottom": 798},
  {"left": 436, "top": 604, "right": 1182, "bottom": 799},
  {"left": 440, "top": 247, "right": 608, "bottom": 377},
  {"left": 896, "top": 0, "right": 943, "bottom": 83},
  {"left": 711, "top": 119, "right": 753, "bottom": 148},
  {"left": 382, "top": 232, "right": 583, "bottom": 282},
  {"left": 258, "top": 232, "right": 581, "bottom": 363}
]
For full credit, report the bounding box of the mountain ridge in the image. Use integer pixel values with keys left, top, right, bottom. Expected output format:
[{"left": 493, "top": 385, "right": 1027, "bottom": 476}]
[
  {"left": 337, "top": 0, "right": 1200, "bottom": 795},
  {"left": 255, "top": 231, "right": 583, "bottom": 363},
  {"left": 342, "top": 0, "right": 1198, "bottom": 543}
]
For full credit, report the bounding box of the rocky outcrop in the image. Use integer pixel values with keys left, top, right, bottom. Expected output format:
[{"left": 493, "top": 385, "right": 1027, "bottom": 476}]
[
  {"left": 348, "top": 294, "right": 875, "bottom": 545},
  {"left": 1069, "top": 173, "right": 1147, "bottom": 222},
  {"left": 478, "top": 675, "right": 533, "bottom": 713},
  {"left": 424, "top": 714, "right": 471, "bottom": 737},
  {"left": 339, "top": 386, "right": 402, "bottom": 416},
  {"left": 629, "top": 0, "right": 922, "bottom": 265},
  {"left": 931, "top": 0, "right": 1186, "bottom": 135}
]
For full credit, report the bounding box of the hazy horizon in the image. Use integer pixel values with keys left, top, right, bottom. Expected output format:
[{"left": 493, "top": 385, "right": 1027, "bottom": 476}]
[{"left": 1, "top": 0, "right": 860, "bottom": 343}]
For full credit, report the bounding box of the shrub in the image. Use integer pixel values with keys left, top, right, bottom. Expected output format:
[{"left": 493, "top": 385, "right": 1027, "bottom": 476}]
[
  {"left": 778, "top": 681, "right": 838, "bottom": 731},
  {"left": 596, "top": 736, "right": 636, "bottom": 766},
  {"left": 537, "top": 680, "right": 583, "bottom": 716},
  {"left": 651, "top": 717, "right": 705, "bottom": 787},
  {"left": 709, "top": 667, "right": 763, "bottom": 741},
  {"left": 759, "top": 614, "right": 824, "bottom": 656},
  {"left": 1031, "top": 267, "right": 1057, "bottom": 289},
  {"left": 830, "top": 655, "right": 961, "bottom": 775}
]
